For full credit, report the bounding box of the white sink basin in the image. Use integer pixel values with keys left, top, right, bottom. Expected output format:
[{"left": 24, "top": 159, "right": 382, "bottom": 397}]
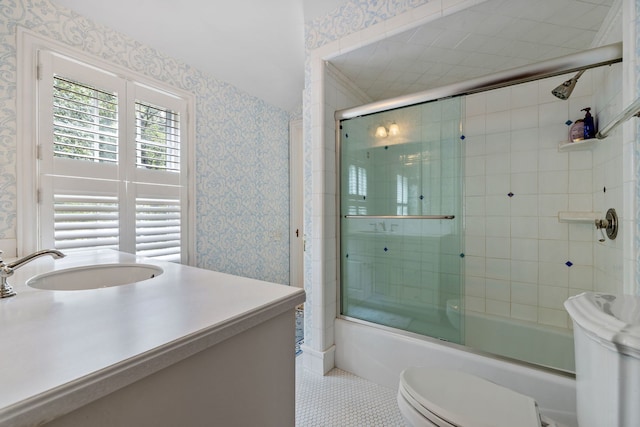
[{"left": 27, "top": 264, "right": 163, "bottom": 291}]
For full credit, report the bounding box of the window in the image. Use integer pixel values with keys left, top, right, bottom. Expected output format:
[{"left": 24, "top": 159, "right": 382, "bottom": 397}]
[
  {"left": 396, "top": 174, "right": 408, "bottom": 215},
  {"left": 347, "top": 164, "right": 367, "bottom": 215},
  {"left": 19, "top": 31, "right": 194, "bottom": 264}
]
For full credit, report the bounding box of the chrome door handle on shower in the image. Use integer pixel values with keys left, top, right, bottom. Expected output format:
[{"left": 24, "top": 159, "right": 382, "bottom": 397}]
[{"left": 343, "top": 215, "right": 455, "bottom": 219}]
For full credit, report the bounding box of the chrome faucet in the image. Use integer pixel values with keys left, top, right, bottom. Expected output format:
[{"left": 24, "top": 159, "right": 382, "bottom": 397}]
[{"left": 0, "top": 249, "right": 66, "bottom": 298}]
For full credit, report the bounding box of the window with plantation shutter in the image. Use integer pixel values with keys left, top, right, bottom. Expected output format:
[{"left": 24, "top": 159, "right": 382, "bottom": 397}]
[
  {"left": 53, "top": 76, "right": 118, "bottom": 164},
  {"left": 29, "top": 47, "right": 193, "bottom": 264},
  {"left": 131, "top": 99, "right": 184, "bottom": 262},
  {"left": 135, "top": 101, "right": 180, "bottom": 172},
  {"left": 346, "top": 164, "right": 367, "bottom": 215}
]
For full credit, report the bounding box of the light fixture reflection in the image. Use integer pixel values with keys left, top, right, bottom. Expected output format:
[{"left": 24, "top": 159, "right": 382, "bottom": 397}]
[{"left": 375, "top": 123, "right": 400, "bottom": 138}]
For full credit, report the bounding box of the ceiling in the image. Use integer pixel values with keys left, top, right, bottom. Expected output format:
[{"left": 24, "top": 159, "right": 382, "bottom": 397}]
[
  {"left": 50, "top": 0, "right": 617, "bottom": 112},
  {"left": 50, "top": 0, "right": 315, "bottom": 112},
  {"left": 330, "top": 0, "right": 618, "bottom": 102}
]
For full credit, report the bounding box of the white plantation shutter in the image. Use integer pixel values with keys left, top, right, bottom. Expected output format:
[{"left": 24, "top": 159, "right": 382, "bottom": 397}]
[
  {"left": 39, "top": 174, "right": 121, "bottom": 251},
  {"left": 135, "top": 196, "right": 181, "bottom": 261},
  {"left": 130, "top": 87, "right": 186, "bottom": 262},
  {"left": 54, "top": 194, "right": 120, "bottom": 250},
  {"left": 36, "top": 50, "right": 191, "bottom": 263},
  {"left": 134, "top": 182, "right": 182, "bottom": 262}
]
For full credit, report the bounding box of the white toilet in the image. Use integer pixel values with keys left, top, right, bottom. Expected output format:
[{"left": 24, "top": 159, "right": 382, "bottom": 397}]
[{"left": 397, "top": 292, "right": 640, "bottom": 427}]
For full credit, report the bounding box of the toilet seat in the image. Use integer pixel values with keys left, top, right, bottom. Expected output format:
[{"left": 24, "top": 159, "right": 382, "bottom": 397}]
[
  {"left": 399, "top": 367, "right": 543, "bottom": 427},
  {"left": 398, "top": 384, "right": 456, "bottom": 426}
]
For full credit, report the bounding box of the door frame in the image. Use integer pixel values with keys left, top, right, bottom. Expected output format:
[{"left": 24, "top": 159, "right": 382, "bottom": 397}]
[{"left": 289, "top": 118, "right": 304, "bottom": 288}]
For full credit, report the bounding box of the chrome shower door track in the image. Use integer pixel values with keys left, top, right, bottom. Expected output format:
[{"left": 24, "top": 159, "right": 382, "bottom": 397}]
[{"left": 335, "top": 42, "right": 622, "bottom": 120}]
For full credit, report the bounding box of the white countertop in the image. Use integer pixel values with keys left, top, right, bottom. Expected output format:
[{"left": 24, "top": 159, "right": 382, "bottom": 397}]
[{"left": 0, "top": 250, "right": 305, "bottom": 426}]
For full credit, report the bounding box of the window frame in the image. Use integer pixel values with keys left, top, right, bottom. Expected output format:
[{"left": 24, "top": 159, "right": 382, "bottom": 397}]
[{"left": 17, "top": 28, "right": 196, "bottom": 264}]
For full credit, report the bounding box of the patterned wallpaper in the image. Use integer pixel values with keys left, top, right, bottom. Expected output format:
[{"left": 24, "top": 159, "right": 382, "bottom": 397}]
[
  {"left": 0, "top": 0, "right": 291, "bottom": 284},
  {"left": 304, "top": 0, "right": 429, "bottom": 50}
]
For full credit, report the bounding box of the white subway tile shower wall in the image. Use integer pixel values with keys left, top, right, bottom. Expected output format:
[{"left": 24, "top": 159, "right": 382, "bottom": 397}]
[{"left": 463, "top": 64, "right": 624, "bottom": 329}]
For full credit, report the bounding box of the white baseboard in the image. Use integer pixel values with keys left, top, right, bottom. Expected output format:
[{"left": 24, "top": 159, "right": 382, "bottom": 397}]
[{"left": 300, "top": 344, "right": 335, "bottom": 375}]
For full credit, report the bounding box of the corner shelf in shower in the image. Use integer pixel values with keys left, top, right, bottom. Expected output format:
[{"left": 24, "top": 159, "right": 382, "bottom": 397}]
[{"left": 558, "top": 138, "right": 598, "bottom": 152}]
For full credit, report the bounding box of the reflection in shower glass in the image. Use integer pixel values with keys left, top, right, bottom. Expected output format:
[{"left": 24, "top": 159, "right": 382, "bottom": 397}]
[{"left": 340, "top": 97, "right": 464, "bottom": 344}]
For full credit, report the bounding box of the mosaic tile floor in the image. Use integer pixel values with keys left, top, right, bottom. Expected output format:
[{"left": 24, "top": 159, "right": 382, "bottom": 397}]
[{"left": 295, "top": 357, "right": 406, "bottom": 426}]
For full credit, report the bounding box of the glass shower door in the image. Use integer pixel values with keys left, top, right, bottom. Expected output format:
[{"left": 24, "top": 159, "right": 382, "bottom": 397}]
[{"left": 339, "top": 98, "right": 464, "bottom": 344}]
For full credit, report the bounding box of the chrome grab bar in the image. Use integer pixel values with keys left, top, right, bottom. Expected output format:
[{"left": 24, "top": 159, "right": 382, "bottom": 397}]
[
  {"left": 343, "top": 215, "right": 455, "bottom": 220},
  {"left": 596, "top": 97, "right": 640, "bottom": 139}
]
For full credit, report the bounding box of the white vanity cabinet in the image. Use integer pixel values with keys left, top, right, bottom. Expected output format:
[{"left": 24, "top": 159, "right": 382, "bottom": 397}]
[{"left": 0, "top": 250, "right": 305, "bottom": 427}]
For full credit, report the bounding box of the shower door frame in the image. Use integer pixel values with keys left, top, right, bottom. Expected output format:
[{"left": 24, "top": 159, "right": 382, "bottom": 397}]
[{"left": 335, "top": 43, "right": 621, "bottom": 121}]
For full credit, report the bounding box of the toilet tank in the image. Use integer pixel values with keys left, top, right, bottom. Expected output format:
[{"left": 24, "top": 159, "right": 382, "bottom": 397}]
[{"left": 564, "top": 292, "right": 640, "bottom": 427}]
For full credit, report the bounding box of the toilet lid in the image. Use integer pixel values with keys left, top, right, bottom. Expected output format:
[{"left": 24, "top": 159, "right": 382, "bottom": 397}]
[{"left": 400, "top": 367, "right": 541, "bottom": 427}]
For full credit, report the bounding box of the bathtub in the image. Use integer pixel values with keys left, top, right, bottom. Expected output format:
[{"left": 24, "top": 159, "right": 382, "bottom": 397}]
[
  {"left": 335, "top": 317, "right": 578, "bottom": 427},
  {"left": 464, "top": 311, "right": 575, "bottom": 372}
]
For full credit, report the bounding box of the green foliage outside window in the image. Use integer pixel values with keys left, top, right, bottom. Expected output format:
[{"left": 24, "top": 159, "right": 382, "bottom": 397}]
[
  {"left": 52, "top": 76, "right": 180, "bottom": 172},
  {"left": 53, "top": 76, "right": 118, "bottom": 163},
  {"left": 135, "top": 102, "right": 180, "bottom": 171}
]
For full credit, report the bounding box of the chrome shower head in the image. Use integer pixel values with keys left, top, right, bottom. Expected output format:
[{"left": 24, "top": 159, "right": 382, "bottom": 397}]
[{"left": 551, "top": 70, "right": 585, "bottom": 100}]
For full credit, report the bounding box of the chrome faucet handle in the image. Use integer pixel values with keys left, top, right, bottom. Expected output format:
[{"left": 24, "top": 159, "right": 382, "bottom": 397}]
[
  {"left": 0, "top": 249, "right": 66, "bottom": 298},
  {"left": 594, "top": 208, "right": 618, "bottom": 242},
  {"left": 0, "top": 250, "right": 17, "bottom": 298},
  {"left": 0, "top": 283, "right": 16, "bottom": 298},
  {"left": 0, "top": 250, "right": 16, "bottom": 298}
]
